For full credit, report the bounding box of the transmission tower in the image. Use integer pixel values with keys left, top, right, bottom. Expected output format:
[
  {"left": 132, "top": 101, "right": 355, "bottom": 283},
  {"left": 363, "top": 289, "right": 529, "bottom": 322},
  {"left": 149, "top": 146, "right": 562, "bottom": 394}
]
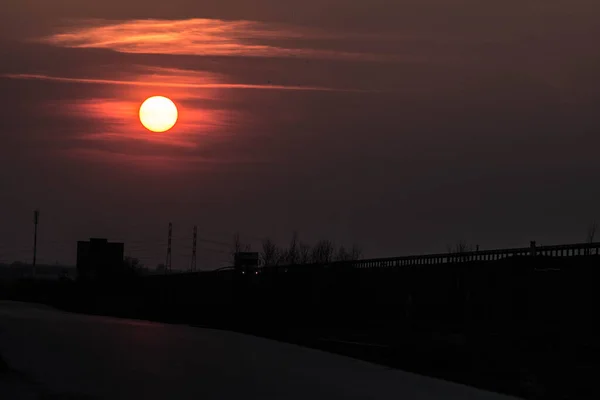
[
  {"left": 191, "top": 225, "right": 197, "bottom": 272},
  {"left": 166, "top": 222, "right": 172, "bottom": 274}
]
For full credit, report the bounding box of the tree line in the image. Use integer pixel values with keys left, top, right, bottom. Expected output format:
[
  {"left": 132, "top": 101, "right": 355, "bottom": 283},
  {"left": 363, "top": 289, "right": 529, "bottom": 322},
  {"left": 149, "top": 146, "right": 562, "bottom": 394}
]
[{"left": 233, "top": 231, "right": 362, "bottom": 267}]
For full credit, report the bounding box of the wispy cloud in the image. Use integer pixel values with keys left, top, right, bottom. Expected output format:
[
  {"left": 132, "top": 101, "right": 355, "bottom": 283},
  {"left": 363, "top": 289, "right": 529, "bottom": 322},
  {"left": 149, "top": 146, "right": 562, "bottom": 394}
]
[
  {"left": 4, "top": 19, "right": 386, "bottom": 167},
  {"left": 49, "top": 95, "right": 238, "bottom": 148},
  {"left": 61, "top": 98, "right": 219, "bottom": 142},
  {"left": 38, "top": 18, "right": 382, "bottom": 60},
  {"left": 3, "top": 72, "right": 349, "bottom": 92},
  {"left": 43, "top": 94, "right": 255, "bottom": 168},
  {"left": 1, "top": 62, "right": 347, "bottom": 165}
]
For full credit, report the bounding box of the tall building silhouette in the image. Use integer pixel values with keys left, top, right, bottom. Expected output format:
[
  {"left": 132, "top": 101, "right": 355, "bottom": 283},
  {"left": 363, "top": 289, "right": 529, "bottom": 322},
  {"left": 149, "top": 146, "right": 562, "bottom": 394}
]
[{"left": 76, "top": 238, "right": 124, "bottom": 281}]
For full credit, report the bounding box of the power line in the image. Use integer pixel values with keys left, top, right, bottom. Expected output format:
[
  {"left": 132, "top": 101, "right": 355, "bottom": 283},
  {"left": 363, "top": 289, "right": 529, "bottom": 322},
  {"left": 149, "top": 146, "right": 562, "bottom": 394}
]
[
  {"left": 1, "top": 221, "right": 249, "bottom": 268},
  {"left": 197, "top": 237, "right": 231, "bottom": 247}
]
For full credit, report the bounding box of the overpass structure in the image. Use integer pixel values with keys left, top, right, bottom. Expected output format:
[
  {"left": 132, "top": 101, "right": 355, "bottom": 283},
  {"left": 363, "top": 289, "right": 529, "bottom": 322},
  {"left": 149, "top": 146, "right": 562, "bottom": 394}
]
[
  {"left": 166, "top": 241, "right": 600, "bottom": 275},
  {"left": 350, "top": 241, "right": 600, "bottom": 269}
]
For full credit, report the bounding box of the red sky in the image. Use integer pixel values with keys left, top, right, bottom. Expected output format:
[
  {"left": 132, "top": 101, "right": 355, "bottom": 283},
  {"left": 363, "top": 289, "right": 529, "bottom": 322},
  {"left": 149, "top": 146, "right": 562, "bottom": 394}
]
[{"left": 1, "top": 1, "right": 600, "bottom": 269}]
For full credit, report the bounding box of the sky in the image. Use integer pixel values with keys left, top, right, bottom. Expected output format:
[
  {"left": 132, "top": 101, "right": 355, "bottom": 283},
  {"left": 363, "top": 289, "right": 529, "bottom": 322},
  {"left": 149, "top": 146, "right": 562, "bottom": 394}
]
[{"left": 1, "top": 1, "right": 600, "bottom": 269}]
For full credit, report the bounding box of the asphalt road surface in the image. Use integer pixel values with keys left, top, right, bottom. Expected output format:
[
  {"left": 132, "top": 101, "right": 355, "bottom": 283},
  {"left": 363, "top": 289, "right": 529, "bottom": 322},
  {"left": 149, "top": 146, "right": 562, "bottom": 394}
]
[{"left": 0, "top": 301, "right": 518, "bottom": 399}]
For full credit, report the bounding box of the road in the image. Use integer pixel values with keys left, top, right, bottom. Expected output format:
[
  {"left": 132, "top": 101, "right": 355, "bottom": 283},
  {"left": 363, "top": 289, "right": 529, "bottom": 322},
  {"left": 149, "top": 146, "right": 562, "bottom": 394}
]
[{"left": 0, "top": 301, "right": 518, "bottom": 399}]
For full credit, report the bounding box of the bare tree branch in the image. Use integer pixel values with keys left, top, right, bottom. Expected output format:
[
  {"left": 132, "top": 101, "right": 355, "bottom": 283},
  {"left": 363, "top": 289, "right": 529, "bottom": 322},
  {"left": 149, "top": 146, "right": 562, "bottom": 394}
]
[
  {"left": 447, "top": 240, "right": 470, "bottom": 261},
  {"left": 446, "top": 240, "right": 469, "bottom": 253},
  {"left": 311, "top": 239, "right": 334, "bottom": 264},
  {"left": 275, "top": 248, "right": 286, "bottom": 266},
  {"left": 299, "top": 242, "right": 311, "bottom": 264},
  {"left": 335, "top": 245, "right": 349, "bottom": 262},
  {"left": 349, "top": 244, "right": 362, "bottom": 261},
  {"left": 261, "top": 237, "right": 279, "bottom": 267},
  {"left": 587, "top": 222, "right": 597, "bottom": 243},
  {"left": 286, "top": 231, "right": 299, "bottom": 265}
]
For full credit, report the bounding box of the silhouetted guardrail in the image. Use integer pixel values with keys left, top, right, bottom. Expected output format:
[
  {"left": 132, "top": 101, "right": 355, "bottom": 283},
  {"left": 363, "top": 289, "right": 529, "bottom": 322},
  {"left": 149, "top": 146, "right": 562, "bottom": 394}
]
[
  {"left": 349, "top": 241, "right": 600, "bottom": 269},
  {"left": 167, "top": 241, "right": 600, "bottom": 275}
]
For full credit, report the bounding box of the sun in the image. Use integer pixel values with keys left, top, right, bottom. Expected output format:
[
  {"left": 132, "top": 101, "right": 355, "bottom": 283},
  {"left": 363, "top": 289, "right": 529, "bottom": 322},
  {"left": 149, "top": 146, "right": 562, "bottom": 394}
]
[{"left": 139, "top": 96, "right": 178, "bottom": 132}]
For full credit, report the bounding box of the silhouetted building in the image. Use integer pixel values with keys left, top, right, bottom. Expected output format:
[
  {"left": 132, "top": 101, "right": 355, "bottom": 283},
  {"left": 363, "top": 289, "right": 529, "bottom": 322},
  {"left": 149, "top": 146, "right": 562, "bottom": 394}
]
[
  {"left": 234, "top": 252, "right": 259, "bottom": 274},
  {"left": 76, "top": 238, "right": 124, "bottom": 281}
]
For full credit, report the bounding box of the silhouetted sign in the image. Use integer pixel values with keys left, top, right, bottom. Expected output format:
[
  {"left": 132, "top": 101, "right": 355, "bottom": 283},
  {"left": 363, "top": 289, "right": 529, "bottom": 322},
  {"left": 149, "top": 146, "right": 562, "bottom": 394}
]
[
  {"left": 76, "top": 238, "right": 125, "bottom": 281},
  {"left": 234, "top": 252, "right": 259, "bottom": 269}
]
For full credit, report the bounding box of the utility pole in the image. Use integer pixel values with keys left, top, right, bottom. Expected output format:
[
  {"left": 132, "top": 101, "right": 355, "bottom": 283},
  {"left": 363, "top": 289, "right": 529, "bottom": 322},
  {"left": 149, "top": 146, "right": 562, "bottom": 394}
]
[
  {"left": 32, "top": 209, "right": 39, "bottom": 278},
  {"left": 166, "top": 222, "right": 172, "bottom": 274},
  {"left": 191, "top": 225, "right": 197, "bottom": 272}
]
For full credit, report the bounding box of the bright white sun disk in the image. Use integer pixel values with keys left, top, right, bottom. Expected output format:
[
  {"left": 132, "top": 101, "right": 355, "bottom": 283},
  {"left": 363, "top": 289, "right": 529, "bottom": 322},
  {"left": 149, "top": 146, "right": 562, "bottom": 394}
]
[{"left": 139, "top": 96, "right": 178, "bottom": 132}]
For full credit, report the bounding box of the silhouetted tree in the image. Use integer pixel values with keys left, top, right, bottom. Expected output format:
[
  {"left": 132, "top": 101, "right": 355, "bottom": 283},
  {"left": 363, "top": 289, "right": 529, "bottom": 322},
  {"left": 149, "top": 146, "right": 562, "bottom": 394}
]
[
  {"left": 311, "top": 240, "right": 334, "bottom": 264},
  {"left": 123, "top": 257, "right": 146, "bottom": 277},
  {"left": 275, "top": 249, "right": 287, "bottom": 266},
  {"left": 335, "top": 245, "right": 350, "bottom": 262},
  {"left": 587, "top": 222, "right": 597, "bottom": 243},
  {"left": 299, "top": 242, "right": 311, "bottom": 264},
  {"left": 286, "top": 231, "right": 299, "bottom": 265},
  {"left": 123, "top": 256, "right": 142, "bottom": 270},
  {"left": 334, "top": 243, "right": 362, "bottom": 262},
  {"left": 447, "top": 240, "right": 470, "bottom": 261},
  {"left": 261, "top": 237, "right": 279, "bottom": 266},
  {"left": 455, "top": 240, "right": 469, "bottom": 253},
  {"left": 447, "top": 240, "right": 469, "bottom": 253},
  {"left": 349, "top": 244, "right": 362, "bottom": 261}
]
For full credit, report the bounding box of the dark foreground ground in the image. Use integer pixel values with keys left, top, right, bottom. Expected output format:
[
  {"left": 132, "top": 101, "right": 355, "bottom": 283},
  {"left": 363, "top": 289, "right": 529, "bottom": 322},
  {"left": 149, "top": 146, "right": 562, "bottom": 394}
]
[
  {"left": 253, "top": 325, "right": 597, "bottom": 400},
  {"left": 1, "top": 256, "right": 598, "bottom": 399},
  {"left": 0, "top": 301, "right": 517, "bottom": 400}
]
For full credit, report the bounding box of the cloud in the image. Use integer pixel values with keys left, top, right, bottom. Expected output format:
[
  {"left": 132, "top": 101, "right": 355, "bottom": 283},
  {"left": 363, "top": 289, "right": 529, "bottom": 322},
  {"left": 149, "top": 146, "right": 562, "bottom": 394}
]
[
  {"left": 38, "top": 18, "right": 385, "bottom": 60},
  {"left": 2, "top": 71, "right": 350, "bottom": 92},
  {"left": 1, "top": 19, "right": 383, "bottom": 168},
  {"left": 45, "top": 94, "right": 240, "bottom": 150},
  {"left": 1, "top": 60, "right": 359, "bottom": 167},
  {"left": 60, "top": 99, "right": 217, "bottom": 145}
]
